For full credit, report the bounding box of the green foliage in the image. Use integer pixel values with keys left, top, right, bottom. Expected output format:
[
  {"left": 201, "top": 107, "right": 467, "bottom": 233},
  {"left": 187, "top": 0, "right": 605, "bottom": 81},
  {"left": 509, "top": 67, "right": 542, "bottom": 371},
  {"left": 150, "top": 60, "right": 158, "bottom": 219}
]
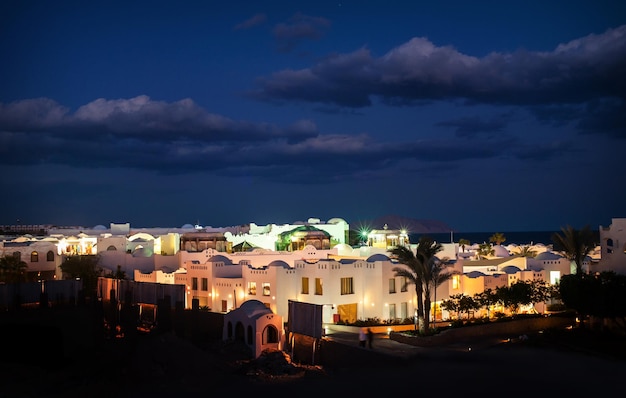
[
  {"left": 59, "top": 255, "right": 103, "bottom": 296},
  {"left": 559, "top": 271, "right": 626, "bottom": 318},
  {"left": 0, "top": 254, "right": 28, "bottom": 283}
]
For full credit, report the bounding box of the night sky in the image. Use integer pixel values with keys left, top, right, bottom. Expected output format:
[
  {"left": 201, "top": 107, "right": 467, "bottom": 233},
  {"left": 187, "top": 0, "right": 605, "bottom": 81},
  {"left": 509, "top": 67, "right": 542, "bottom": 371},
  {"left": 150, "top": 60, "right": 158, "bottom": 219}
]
[{"left": 1, "top": 1, "right": 625, "bottom": 232}]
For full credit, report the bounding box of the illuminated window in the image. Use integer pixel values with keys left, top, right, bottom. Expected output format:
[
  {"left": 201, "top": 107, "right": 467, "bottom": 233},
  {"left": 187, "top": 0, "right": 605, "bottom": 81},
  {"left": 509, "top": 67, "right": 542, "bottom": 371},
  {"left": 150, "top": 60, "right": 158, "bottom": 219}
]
[
  {"left": 301, "top": 277, "right": 309, "bottom": 294},
  {"left": 340, "top": 277, "right": 353, "bottom": 295},
  {"left": 201, "top": 278, "right": 208, "bottom": 291},
  {"left": 452, "top": 275, "right": 460, "bottom": 289},
  {"left": 315, "top": 278, "right": 323, "bottom": 295},
  {"left": 31, "top": 251, "right": 38, "bottom": 262},
  {"left": 388, "top": 278, "right": 396, "bottom": 293},
  {"left": 262, "top": 283, "right": 270, "bottom": 296},
  {"left": 248, "top": 282, "right": 257, "bottom": 295},
  {"left": 192, "top": 277, "right": 198, "bottom": 290},
  {"left": 400, "top": 276, "right": 408, "bottom": 292},
  {"left": 389, "top": 303, "right": 396, "bottom": 319}
]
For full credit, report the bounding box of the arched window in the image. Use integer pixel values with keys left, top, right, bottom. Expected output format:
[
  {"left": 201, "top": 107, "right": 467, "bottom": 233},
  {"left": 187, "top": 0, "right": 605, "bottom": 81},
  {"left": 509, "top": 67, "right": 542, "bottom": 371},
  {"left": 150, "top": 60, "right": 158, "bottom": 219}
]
[
  {"left": 13, "top": 251, "right": 21, "bottom": 260},
  {"left": 262, "top": 325, "right": 279, "bottom": 344},
  {"left": 31, "top": 251, "right": 39, "bottom": 262},
  {"left": 107, "top": 245, "right": 117, "bottom": 251},
  {"left": 47, "top": 251, "right": 54, "bottom": 261}
]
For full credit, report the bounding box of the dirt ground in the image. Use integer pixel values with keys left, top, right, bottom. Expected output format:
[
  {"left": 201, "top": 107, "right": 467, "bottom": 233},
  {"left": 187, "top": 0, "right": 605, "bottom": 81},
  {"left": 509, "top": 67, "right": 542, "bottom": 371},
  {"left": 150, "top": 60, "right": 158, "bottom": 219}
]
[{"left": 2, "top": 325, "right": 625, "bottom": 398}]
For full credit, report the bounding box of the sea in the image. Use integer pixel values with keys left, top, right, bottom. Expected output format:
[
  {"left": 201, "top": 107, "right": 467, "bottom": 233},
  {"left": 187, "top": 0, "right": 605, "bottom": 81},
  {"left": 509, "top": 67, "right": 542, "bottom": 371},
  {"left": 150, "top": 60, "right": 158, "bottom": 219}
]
[{"left": 409, "top": 230, "right": 600, "bottom": 248}]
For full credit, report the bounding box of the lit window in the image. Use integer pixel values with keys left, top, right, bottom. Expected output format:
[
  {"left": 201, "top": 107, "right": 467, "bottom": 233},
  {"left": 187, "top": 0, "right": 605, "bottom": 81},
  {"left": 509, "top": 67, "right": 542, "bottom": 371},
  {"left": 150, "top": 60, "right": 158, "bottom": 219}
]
[
  {"left": 248, "top": 282, "right": 257, "bottom": 295},
  {"left": 315, "top": 278, "right": 323, "bottom": 295},
  {"left": 301, "top": 277, "right": 309, "bottom": 294},
  {"left": 262, "top": 283, "right": 270, "bottom": 296},
  {"left": 340, "top": 277, "right": 353, "bottom": 295},
  {"left": 31, "top": 251, "right": 39, "bottom": 262}
]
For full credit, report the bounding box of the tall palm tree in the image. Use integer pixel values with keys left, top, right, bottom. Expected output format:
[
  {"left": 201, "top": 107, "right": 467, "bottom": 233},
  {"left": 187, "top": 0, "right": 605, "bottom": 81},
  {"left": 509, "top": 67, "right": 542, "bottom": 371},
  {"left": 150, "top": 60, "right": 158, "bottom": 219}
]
[
  {"left": 417, "top": 237, "right": 444, "bottom": 331},
  {"left": 458, "top": 238, "right": 470, "bottom": 253},
  {"left": 389, "top": 236, "right": 443, "bottom": 333},
  {"left": 389, "top": 245, "right": 424, "bottom": 331},
  {"left": 551, "top": 225, "right": 596, "bottom": 276},
  {"left": 489, "top": 232, "right": 506, "bottom": 245},
  {"left": 430, "top": 256, "right": 457, "bottom": 324}
]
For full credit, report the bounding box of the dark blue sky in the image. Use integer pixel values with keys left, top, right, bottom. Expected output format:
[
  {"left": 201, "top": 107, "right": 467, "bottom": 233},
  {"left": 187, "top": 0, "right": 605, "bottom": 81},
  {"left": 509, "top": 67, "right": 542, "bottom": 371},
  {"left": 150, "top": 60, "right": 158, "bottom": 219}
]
[{"left": 1, "top": 1, "right": 625, "bottom": 232}]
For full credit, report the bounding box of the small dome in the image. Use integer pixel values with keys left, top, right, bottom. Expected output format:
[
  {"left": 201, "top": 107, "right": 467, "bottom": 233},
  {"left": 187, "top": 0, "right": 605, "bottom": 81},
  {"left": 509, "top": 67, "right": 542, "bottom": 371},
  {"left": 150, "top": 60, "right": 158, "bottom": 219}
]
[
  {"left": 93, "top": 225, "right": 107, "bottom": 230},
  {"left": 501, "top": 265, "right": 522, "bottom": 274},
  {"left": 467, "top": 271, "right": 486, "bottom": 278},
  {"left": 207, "top": 254, "right": 233, "bottom": 265},
  {"left": 366, "top": 253, "right": 390, "bottom": 262},
  {"left": 493, "top": 245, "right": 510, "bottom": 257},
  {"left": 536, "top": 251, "right": 563, "bottom": 261},
  {"left": 268, "top": 260, "right": 290, "bottom": 269}
]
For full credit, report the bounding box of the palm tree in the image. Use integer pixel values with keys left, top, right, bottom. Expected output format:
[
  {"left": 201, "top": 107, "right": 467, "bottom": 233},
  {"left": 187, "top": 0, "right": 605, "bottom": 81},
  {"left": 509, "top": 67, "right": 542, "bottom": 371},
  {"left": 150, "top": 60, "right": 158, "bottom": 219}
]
[
  {"left": 511, "top": 245, "right": 537, "bottom": 258},
  {"left": 430, "top": 256, "right": 458, "bottom": 324},
  {"left": 389, "top": 245, "right": 424, "bottom": 332},
  {"left": 458, "top": 238, "right": 470, "bottom": 253},
  {"left": 551, "top": 225, "right": 596, "bottom": 276},
  {"left": 489, "top": 232, "right": 506, "bottom": 245},
  {"left": 418, "top": 237, "right": 445, "bottom": 331},
  {"left": 389, "top": 236, "right": 444, "bottom": 333},
  {"left": 477, "top": 242, "right": 495, "bottom": 259}
]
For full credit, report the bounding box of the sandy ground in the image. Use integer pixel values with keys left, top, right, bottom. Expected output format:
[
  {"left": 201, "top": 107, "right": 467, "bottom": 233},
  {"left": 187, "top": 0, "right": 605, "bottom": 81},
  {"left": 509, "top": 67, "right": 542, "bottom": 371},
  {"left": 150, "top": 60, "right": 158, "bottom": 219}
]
[{"left": 2, "top": 326, "right": 624, "bottom": 398}]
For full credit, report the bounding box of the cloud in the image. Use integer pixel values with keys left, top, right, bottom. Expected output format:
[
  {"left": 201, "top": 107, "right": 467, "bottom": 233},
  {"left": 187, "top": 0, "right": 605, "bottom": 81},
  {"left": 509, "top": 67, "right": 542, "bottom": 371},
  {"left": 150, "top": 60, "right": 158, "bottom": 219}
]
[
  {"left": 0, "top": 96, "right": 532, "bottom": 182},
  {"left": 251, "top": 25, "right": 626, "bottom": 136},
  {"left": 272, "top": 12, "right": 331, "bottom": 53}
]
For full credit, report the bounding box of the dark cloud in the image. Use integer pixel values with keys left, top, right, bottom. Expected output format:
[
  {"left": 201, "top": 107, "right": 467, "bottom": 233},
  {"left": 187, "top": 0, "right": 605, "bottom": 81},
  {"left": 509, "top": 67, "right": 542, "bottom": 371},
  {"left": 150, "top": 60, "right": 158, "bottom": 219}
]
[
  {"left": 0, "top": 96, "right": 524, "bottom": 183},
  {"left": 436, "top": 115, "right": 508, "bottom": 138},
  {"left": 252, "top": 25, "right": 626, "bottom": 137},
  {"left": 272, "top": 12, "right": 331, "bottom": 53}
]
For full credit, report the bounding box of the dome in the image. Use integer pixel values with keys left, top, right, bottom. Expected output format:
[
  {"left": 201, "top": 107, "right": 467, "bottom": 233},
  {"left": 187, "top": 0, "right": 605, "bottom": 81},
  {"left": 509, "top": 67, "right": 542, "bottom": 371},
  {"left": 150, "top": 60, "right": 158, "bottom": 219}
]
[
  {"left": 267, "top": 260, "right": 290, "bottom": 269},
  {"left": 501, "top": 265, "right": 522, "bottom": 274},
  {"left": 239, "top": 299, "right": 273, "bottom": 319},
  {"left": 93, "top": 224, "right": 107, "bottom": 230},
  {"left": 492, "top": 245, "right": 510, "bottom": 257},
  {"left": 181, "top": 223, "right": 195, "bottom": 229},
  {"left": 366, "top": 253, "right": 390, "bottom": 262},
  {"left": 467, "top": 271, "right": 486, "bottom": 278},
  {"left": 535, "top": 251, "right": 563, "bottom": 261},
  {"left": 207, "top": 254, "right": 233, "bottom": 265}
]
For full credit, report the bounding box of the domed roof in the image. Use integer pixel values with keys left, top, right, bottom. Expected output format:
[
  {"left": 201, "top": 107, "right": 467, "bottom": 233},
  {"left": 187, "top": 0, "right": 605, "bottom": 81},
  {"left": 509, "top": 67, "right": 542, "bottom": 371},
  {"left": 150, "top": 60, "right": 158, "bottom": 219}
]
[
  {"left": 181, "top": 223, "right": 195, "bottom": 229},
  {"left": 501, "top": 265, "right": 522, "bottom": 274},
  {"left": 207, "top": 254, "right": 233, "bottom": 265},
  {"left": 267, "top": 260, "right": 290, "bottom": 269},
  {"left": 492, "top": 245, "right": 510, "bottom": 257},
  {"left": 238, "top": 299, "right": 273, "bottom": 319},
  {"left": 535, "top": 251, "right": 563, "bottom": 261},
  {"left": 366, "top": 253, "right": 391, "bottom": 262},
  {"left": 467, "top": 271, "right": 486, "bottom": 278},
  {"left": 93, "top": 224, "right": 107, "bottom": 230}
]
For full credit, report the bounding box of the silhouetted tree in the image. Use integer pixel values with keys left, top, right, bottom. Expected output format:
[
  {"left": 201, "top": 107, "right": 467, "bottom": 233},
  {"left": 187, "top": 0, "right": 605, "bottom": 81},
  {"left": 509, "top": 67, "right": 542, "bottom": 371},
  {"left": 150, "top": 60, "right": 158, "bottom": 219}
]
[{"left": 551, "top": 225, "right": 596, "bottom": 275}]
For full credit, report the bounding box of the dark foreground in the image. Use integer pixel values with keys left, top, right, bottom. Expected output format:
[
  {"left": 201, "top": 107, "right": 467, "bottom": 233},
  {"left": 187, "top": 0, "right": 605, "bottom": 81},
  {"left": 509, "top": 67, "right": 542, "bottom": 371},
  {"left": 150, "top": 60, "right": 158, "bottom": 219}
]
[{"left": 1, "top": 307, "right": 625, "bottom": 398}]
